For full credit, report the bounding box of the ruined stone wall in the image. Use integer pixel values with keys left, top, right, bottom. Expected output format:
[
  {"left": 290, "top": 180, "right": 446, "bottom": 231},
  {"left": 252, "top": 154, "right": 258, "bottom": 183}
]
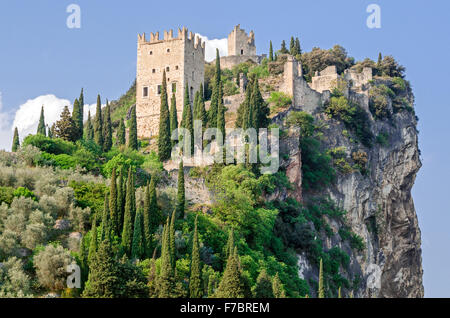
[
  {"left": 219, "top": 55, "right": 262, "bottom": 70},
  {"left": 228, "top": 24, "right": 256, "bottom": 56},
  {"left": 136, "top": 27, "right": 204, "bottom": 138}
]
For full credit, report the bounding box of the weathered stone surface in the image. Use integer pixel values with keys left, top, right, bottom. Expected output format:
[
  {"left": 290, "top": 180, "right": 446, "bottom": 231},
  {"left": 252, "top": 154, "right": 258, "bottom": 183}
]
[{"left": 54, "top": 219, "right": 70, "bottom": 231}]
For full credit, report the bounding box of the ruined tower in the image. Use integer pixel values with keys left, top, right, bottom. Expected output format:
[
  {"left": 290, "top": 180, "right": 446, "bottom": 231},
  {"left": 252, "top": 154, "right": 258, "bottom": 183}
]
[
  {"left": 227, "top": 24, "right": 256, "bottom": 56},
  {"left": 136, "top": 27, "right": 205, "bottom": 138}
]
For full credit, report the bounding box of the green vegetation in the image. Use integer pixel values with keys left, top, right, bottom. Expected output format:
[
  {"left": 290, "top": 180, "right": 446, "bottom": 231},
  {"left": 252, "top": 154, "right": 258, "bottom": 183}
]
[{"left": 268, "top": 91, "right": 292, "bottom": 114}]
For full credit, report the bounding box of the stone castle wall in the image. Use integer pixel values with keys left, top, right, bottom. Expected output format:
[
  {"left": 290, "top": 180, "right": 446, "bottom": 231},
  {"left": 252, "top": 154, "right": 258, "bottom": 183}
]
[
  {"left": 136, "top": 27, "right": 205, "bottom": 138},
  {"left": 228, "top": 24, "right": 256, "bottom": 56}
]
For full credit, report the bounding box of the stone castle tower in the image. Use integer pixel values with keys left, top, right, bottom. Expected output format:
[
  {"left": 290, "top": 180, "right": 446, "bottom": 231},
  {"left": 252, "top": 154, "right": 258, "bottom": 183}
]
[
  {"left": 136, "top": 27, "right": 205, "bottom": 138},
  {"left": 227, "top": 24, "right": 256, "bottom": 56}
]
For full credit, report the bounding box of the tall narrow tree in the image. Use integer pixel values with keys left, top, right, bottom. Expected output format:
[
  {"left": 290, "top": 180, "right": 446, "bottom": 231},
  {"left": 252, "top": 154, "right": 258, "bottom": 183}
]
[
  {"left": 216, "top": 84, "right": 225, "bottom": 145},
  {"left": 85, "top": 110, "right": 94, "bottom": 140},
  {"left": 289, "top": 36, "right": 296, "bottom": 55},
  {"left": 176, "top": 161, "right": 185, "bottom": 218},
  {"left": 37, "top": 105, "right": 46, "bottom": 136},
  {"left": 144, "top": 177, "right": 160, "bottom": 257},
  {"left": 158, "top": 217, "right": 175, "bottom": 297},
  {"left": 72, "top": 98, "right": 83, "bottom": 140},
  {"left": 121, "top": 167, "right": 135, "bottom": 256},
  {"left": 272, "top": 273, "right": 286, "bottom": 298},
  {"left": 117, "top": 118, "right": 126, "bottom": 146},
  {"left": 103, "top": 101, "right": 112, "bottom": 152},
  {"left": 295, "top": 37, "right": 302, "bottom": 56},
  {"left": 215, "top": 247, "right": 244, "bottom": 298},
  {"left": 101, "top": 192, "right": 110, "bottom": 241},
  {"left": 79, "top": 88, "right": 84, "bottom": 125},
  {"left": 128, "top": 105, "right": 138, "bottom": 150},
  {"left": 197, "top": 83, "right": 207, "bottom": 128},
  {"left": 117, "top": 169, "right": 125, "bottom": 232},
  {"left": 12, "top": 127, "right": 20, "bottom": 152},
  {"left": 253, "top": 269, "right": 274, "bottom": 298},
  {"left": 158, "top": 70, "right": 171, "bottom": 161},
  {"left": 109, "top": 167, "right": 118, "bottom": 236},
  {"left": 180, "top": 82, "right": 194, "bottom": 155},
  {"left": 208, "top": 49, "right": 221, "bottom": 128},
  {"left": 189, "top": 216, "right": 202, "bottom": 298},
  {"left": 318, "top": 258, "right": 325, "bottom": 298},
  {"left": 54, "top": 106, "right": 77, "bottom": 142},
  {"left": 131, "top": 208, "right": 145, "bottom": 260},
  {"left": 88, "top": 216, "right": 98, "bottom": 265},
  {"left": 47, "top": 125, "right": 53, "bottom": 138},
  {"left": 269, "top": 41, "right": 274, "bottom": 61},
  {"left": 94, "top": 95, "right": 103, "bottom": 148},
  {"left": 169, "top": 92, "right": 178, "bottom": 147},
  {"left": 280, "top": 40, "right": 288, "bottom": 54},
  {"left": 169, "top": 209, "right": 176, "bottom": 269}
]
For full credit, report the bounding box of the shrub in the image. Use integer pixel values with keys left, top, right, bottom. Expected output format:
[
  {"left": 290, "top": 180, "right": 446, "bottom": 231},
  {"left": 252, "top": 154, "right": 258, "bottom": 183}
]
[
  {"left": 22, "top": 135, "right": 76, "bottom": 155},
  {"left": 376, "top": 132, "right": 389, "bottom": 146},
  {"left": 352, "top": 151, "right": 368, "bottom": 175},
  {"left": 0, "top": 187, "right": 14, "bottom": 205},
  {"left": 0, "top": 257, "right": 32, "bottom": 297},
  {"left": 286, "top": 111, "right": 315, "bottom": 137},
  {"left": 13, "top": 187, "right": 37, "bottom": 201},
  {"left": 102, "top": 150, "right": 145, "bottom": 177},
  {"left": 268, "top": 92, "right": 292, "bottom": 114},
  {"left": 223, "top": 80, "right": 239, "bottom": 96}
]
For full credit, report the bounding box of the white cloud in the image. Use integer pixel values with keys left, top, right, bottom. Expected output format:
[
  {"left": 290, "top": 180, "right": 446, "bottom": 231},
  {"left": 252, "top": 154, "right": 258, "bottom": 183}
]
[{"left": 195, "top": 33, "right": 228, "bottom": 62}]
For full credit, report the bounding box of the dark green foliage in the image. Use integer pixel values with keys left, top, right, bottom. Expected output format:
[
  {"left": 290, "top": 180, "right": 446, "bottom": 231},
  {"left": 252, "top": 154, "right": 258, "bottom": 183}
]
[
  {"left": 69, "top": 180, "right": 107, "bottom": 215},
  {"left": 235, "top": 78, "right": 253, "bottom": 128},
  {"left": 47, "top": 125, "right": 53, "bottom": 138},
  {"left": 54, "top": 106, "right": 77, "bottom": 142},
  {"left": 131, "top": 208, "right": 145, "bottom": 260},
  {"left": 117, "top": 169, "right": 125, "bottom": 232},
  {"left": 85, "top": 111, "right": 94, "bottom": 140},
  {"left": 216, "top": 85, "right": 225, "bottom": 144},
  {"left": 158, "top": 70, "right": 171, "bottom": 161},
  {"left": 88, "top": 217, "right": 98, "bottom": 265},
  {"left": 12, "top": 127, "right": 20, "bottom": 152},
  {"left": 94, "top": 95, "right": 103, "bottom": 149},
  {"left": 117, "top": 118, "right": 126, "bottom": 146},
  {"left": 109, "top": 168, "right": 118, "bottom": 236},
  {"left": 169, "top": 210, "right": 176, "bottom": 268},
  {"left": 176, "top": 161, "right": 185, "bottom": 218},
  {"left": 144, "top": 177, "right": 160, "bottom": 257},
  {"left": 103, "top": 101, "right": 113, "bottom": 152},
  {"left": 37, "top": 106, "right": 46, "bottom": 136},
  {"left": 101, "top": 192, "right": 110, "bottom": 241},
  {"left": 269, "top": 41, "right": 273, "bottom": 61},
  {"left": 72, "top": 98, "right": 83, "bottom": 140},
  {"left": 121, "top": 167, "right": 135, "bottom": 256},
  {"left": 378, "top": 55, "right": 405, "bottom": 78},
  {"left": 253, "top": 269, "right": 274, "bottom": 298},
  {"left": 280, "top": 40, "right": 288, "bottom": 54},
  {"left": 22, "top": 134, "right": 76, "bottom": 155},
  {"left": 189, "top": 216, "right": 203, "bottom": 298},
  {"left": 169, "top": 92, "right": 178, "bottom": 147},
  {"left": 215, "top": 248, "right": 244, "bottom": 298},
  {"left": 0, "top": 186, "right": 14, "bottom": 205},
  {"left": 158, "top": 217, "right": 175, "bottom": 297},
  {"left": 289, "top": 37, "right": 295, "bottom": 55},
  {"left": 295, "top": 37, "right": 301, "bottom": 56},
  {"left": 79, "top": 88, "right": 84, "bottom": 124},
  {"left": 250, "top": 78, "right": 270, "bottom": 128},
  {"left": 128, "top": 105, "right": 138, "bottom": 150},
  {"left": 208, "top": 49, "right": 222, "bottom": 128},
  {"left": 180, "top": 82, "right": 194, "bottom": 155}
]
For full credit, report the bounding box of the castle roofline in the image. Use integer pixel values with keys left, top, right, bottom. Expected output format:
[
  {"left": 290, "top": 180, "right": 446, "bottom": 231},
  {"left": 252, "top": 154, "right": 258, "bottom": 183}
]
[{"left": 137, "top": 26, "right": 205, "bottom": 49}]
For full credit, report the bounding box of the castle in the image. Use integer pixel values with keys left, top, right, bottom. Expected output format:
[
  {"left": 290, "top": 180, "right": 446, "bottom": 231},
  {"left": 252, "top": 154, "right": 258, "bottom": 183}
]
[{"left": 136, "top": 25, "right": 373, "bottom": 138}]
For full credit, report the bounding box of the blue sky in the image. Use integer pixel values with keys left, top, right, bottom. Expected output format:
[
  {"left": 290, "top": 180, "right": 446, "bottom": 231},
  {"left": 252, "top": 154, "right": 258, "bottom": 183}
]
[{"left": 0, "top": 0, "right": 449, "bottom": 297}]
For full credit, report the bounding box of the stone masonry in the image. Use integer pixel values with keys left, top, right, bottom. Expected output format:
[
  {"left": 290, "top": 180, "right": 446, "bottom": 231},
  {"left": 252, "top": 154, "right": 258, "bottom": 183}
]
[{"left": 136, "top": 27, "right": 205, "bottom": 138}]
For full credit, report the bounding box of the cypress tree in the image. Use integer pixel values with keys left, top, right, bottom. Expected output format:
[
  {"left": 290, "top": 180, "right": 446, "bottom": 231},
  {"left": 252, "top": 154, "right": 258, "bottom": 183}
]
[
  {"left": 169, "top": 92, "right": 178, "bottom": 147},
  {"left": 158, "top": 70, "right": 171, "bottom": 161},
  {"left": 144, "top": 177, "right": 161, "bottom": 257},
  {"left": 289, "top": 36, "right": 296, "bottom": 55},
  {"left": 128, "top": 105, "right": 138, "bottom": 150},
  {"left": 117, "top": 169, "right": 125, "bottom": 233},
  {"left": 94, "top": 95, "right": 103, "bottom": 148},
  {"left": 208, "top": 49, "right": 221, "bottom": 128},
  {"left": 295, "top": 37, "right": 301, "bottom": 56},
  {"left": 117, "top": 118, "right": 126, "bottom": 146},
  {"left": 253, "top": 269, "right": 274, "bottom": 298},
  {"left": 158, "top": 217, "right": 175, "bottom": 297},
  {"left": 109, "top": 167, "right": 118, "bottom": 236},
  {"left": 12, "top": 127, "right": 20, "bottom": 152},
  {"left": 377, "top": 52, "right": 383, "bottom": 75},
  {"left": 54, "top": 106, "right": 77, "bottom": 142},
  {"left": 79, "top": 88, "right": 84, "bottom": 125},
  {"left": 72, "top": 98, "right": 82, "bottom": 140},
  {"left": 169, "top": 209, "right": 176, "bottom": 269},
  {"left": 193, "top": 90, "right": 200, "bottom": 123},
  {"left": 47, "top": 125, "right": 53, "bottom": 138},
  {"left": 180, "top": 82, "right": 194, "bottom": 155},
  {"left": 131, "top": 208, "right": 145, "bottom": 260},
  {"left": 251, "top": 78, "right": 269, "bottom": 129},
  {"left": 82, "top": 240, "right": 119, "bottom": 298},
  {"left": 189, "top": 216, "right": 202, "bottom": 298},
  {"left": 280, "top": 40, "right": 288, "bottom": 54},
  {"left": 176, "top": 161, "right": 185, "bottom": 218},
  {"left": 85, "top": 110, "right": 94, "bottom": 140},
  {"left": 269, "top": 41, "right": 274, "bottom": 61},
  {"left": 215, "top": 247, "right": 244, "bottom": 298},
  {"left": 101, "top": 192, "right": 110, "bottom": 241},
  {"left": 272, "top": 273, "right": 286, "bottom": 298},
  {"left": 198, "top": 83, "right": 207, "bottom": 128},
  {"left": 103, "top": 101, "right": 112, "bottom": 152},
  {"left": 236, "top": 79, "right": 252, "bottom": 128},
  {"left": 318, "top": 258, "right": 325, "bottom": 298},
  {"left": 216, "top": 84, "right": 225, "bottom": 144},
  {"left": 88, "top": 216, "right": 98, "bottom": 266},
  {"left": 121, "top": 167, "right": 135, "bottom": 256},
  {"left": 37, "top": 105, "right": 46, "bottom": 136}
]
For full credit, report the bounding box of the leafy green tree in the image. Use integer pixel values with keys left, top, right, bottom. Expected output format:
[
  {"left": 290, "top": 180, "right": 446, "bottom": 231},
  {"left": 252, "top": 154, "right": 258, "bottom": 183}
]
[
  {"left": 94, "top": 95, "right": 103, "bottom": 149},
  {"left": 88, "top": 217, "right": 98, "bottom": 265},
  {"left": 117, "top": 118, "right": 126, "bottom": 146},
  {"left": 158, "top": 217, "right": 175, "bottom": 297},
  {"left": 158, "top": 70, "right": 171, "bottom": 161},
  {"left": 269, "top": 41, "right": 274, "bottom": 61},
  {"left": 318, "top": 258, "right": 324, "bottom": 298},
  {"left": 235, "top": 78, "right": 252, "bottom": 128},
  {"left": 215, "top": 247, "right": 244, "bottom": 298},
  {"left": 208, "top": 49, "right": 221, "bottom": 128},
  {"left": 289, "top": 36, "right": 296, "bottom": 55},
  {"left": 103, "top": 101, "right": 112, "bottom": 152},
  {"left": 37, "top": 105, "right": 46, "bottom": 136},
  {"left": 250, "top": 78, "right": 269, "bottom": 128},
  {"left": 109, "top": 167, "right": 118, "bottom": 236},
  {"left": 85, "top": 110, "right": 94, "bottom": 140},
  {"left": 72, "top": 98, "right": 83, "bottom": 140},
  {"left": 176, "top": 161, "right": 185, "bottom": 218},
  {"left": 121, "top": 167, "right": 135, "bottom": 256},
  {"left": 131, "top": 208, "right": 145, "bottom": 260},
  {"left": 12, "top": 127, "right": 20, "bottom": 152},
  {"left": 169, "top": 92, "right": 178, "bottom": 147},
  {"left": 272, "top": 272, "right": 286, "bottom": 298},
  {"left": 253, "top": 269, "right": 274, "bottom": 298},
  {"left": 54, "top": 106, "right": 77, "bottom": 142},
  {"left": 128, "top": 105, "right": 138, "bottom": 150},
  {"left": 189, "top": 216, "right": 202, "bottom": 298},
  {"left": 82, "top": 240, "right": 119, "bottom": 298}
]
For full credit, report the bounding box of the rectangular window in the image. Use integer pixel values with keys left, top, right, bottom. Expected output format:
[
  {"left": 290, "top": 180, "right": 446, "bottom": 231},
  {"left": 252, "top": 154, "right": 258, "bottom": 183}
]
[
  {"left": 172, "top": 83, "right": 176, "bottom": 93},
  {"left": 143, "top": 87, "right": 148, "bottom": 97},
  {"left": 166, "top": 66, "right": 170, "bottom": 72},
  {"left": 157, "top": 85, "right": 162, "bottom": 95},
  {"left": 152, "top": 69, "right": 156, "bottom": 73}
]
